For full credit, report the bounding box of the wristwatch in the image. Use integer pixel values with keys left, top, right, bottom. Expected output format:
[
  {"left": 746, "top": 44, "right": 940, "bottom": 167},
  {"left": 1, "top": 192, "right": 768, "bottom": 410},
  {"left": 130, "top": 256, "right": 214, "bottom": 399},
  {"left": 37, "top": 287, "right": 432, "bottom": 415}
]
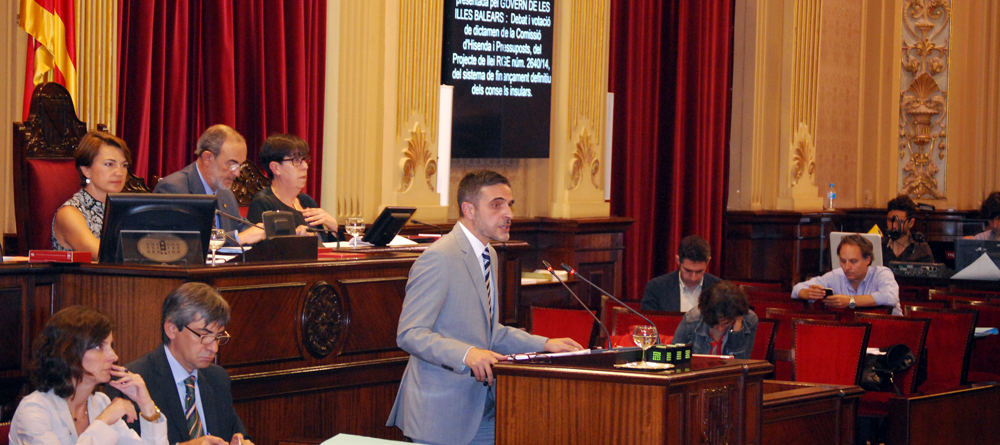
[
  {"left": 848, "top": 296, "right": 856, "bottom": 309},
  {"left": 140, "top": 405, "right": 161, "bottom": 422}
]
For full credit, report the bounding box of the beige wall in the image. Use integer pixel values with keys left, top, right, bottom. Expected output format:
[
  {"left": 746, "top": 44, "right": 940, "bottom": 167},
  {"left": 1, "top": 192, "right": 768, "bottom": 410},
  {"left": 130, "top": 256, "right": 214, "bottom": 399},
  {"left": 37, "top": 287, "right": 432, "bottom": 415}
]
[
  {"left": 323, "top": 0, "right": 612, "bottom": 223},
  {"left": 1, "top": 2, "right": 27, "bottom": 241},
  {"left": 730, "top": 0, "right": 1000, "bottom": 212}
]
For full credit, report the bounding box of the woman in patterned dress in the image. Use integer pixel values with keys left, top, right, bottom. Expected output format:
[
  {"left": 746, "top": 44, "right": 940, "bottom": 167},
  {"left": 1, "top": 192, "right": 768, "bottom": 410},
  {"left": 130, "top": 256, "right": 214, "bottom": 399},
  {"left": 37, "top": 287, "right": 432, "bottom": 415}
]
[{"left": 51, "top": 131, "right": 132, "bottom": 255}]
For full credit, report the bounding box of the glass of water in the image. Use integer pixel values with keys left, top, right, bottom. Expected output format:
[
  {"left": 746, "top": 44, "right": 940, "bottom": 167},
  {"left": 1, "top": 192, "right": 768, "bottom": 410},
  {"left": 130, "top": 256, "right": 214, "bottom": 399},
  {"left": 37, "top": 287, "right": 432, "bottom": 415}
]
[
  {"left": 346, "top": 217, "right": 364, "bottom": 248},
  {"left": 632, "top": 325, "right": 659, "bottom": 366},
  {"left": 209, "top": 228, "right": 226, "bottom": 266}
]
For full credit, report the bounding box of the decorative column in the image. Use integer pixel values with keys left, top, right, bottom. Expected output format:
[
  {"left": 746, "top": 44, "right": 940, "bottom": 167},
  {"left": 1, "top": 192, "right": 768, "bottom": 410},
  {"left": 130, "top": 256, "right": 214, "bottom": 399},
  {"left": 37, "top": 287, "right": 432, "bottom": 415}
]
[
  {"left": 549, "top": 0, "right": 611, "bottom": 218},
  {"left": 898, "top": 0, "right": 950, "bottom": 199},
  {"left": 776, "top": 0, "right": 824, "bottom": 211}
]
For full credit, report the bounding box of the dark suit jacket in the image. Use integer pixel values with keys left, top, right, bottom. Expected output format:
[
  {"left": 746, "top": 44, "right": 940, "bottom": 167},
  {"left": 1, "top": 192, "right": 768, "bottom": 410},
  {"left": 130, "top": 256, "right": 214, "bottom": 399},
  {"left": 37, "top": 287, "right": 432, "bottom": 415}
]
[
  {"left": 640, "top": 270, "right": 722, "bottom": 312},
  {"left": 153, "top": 162, "right": 249, "bottom": 243},
  {"left": 106, "top": 346, "right": 248, "bottom": 443},
  {"left": 247, "top": 186, "right": 335, "bottom": 242}
]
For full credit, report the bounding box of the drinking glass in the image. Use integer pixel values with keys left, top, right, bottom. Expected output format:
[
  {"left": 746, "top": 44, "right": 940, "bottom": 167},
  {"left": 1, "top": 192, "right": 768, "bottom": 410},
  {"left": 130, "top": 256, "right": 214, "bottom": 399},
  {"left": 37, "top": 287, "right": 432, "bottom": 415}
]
[
  {"left": 346, "top": 217, "right": 365, "bottom": 248},
  {"left": 209, "top": 229, "right": 226, "bottom": 266},
  {"left": 632, "top": 325, "right": 659, "bottom": 366}
]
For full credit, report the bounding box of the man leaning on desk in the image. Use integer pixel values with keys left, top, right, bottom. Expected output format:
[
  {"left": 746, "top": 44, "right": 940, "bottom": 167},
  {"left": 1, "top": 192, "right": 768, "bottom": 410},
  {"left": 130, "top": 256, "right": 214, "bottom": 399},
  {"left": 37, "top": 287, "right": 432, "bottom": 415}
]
[
  {"left": 792, "top": 234, "right": 902, "bottom": 315},
  {"left": 153, "top": 124, "right": 264, "bottom": 245}
]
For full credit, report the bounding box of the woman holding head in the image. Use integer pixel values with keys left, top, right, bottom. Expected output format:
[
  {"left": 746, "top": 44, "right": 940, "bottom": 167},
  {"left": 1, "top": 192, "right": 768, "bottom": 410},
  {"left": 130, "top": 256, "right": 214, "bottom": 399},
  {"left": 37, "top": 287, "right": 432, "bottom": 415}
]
[
  {"left": 247, "top": 133, "right": 338, "bottom": 242},
  {"left": 51, "top": 131, "right": 132, "bottom": 255},
  {"left": 672, "top": 281, "right": 758, "bottom": 359},
  {"left": 9, "top": 305, "right": 166, "bottom": 445}
]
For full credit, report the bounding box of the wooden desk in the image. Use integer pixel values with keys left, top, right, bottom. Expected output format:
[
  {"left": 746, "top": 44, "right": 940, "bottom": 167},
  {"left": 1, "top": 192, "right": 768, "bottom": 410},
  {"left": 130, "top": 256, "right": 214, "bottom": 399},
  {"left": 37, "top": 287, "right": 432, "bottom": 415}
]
[{"left": 494, "top": 353, "right": 773, "bottom": 444}]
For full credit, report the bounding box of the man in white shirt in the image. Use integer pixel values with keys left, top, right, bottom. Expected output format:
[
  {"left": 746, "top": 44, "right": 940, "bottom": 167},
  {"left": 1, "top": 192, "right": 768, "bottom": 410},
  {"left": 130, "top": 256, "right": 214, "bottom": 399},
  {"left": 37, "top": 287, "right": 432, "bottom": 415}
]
[{"left": 641, "top": 235, "right": 722, "bottom": 312}]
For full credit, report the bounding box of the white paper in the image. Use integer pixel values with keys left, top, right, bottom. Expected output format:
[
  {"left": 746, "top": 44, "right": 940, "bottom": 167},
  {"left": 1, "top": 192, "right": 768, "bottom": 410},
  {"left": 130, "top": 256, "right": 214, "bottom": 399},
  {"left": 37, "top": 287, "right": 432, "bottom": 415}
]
[
  {"left": 325, "top": 235, "right": 416, "bottom": 249},
  {"left": 975, "top": 327, "right": 999, "bottom": 338},
  {"left": 951, "top": 253, "right": 1000, "bottom": 280}
]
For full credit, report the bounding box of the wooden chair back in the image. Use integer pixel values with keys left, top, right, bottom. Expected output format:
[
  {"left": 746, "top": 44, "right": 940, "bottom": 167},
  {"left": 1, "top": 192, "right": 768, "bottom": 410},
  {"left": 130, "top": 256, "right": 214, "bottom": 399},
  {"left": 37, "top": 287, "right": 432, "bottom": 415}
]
[
  {"left": 953, "top": 301, "right": 1000, "bottom": 379},
  {"left": 231, "top": 161, "right": 271, "bottom": 215},
  {"left": 854, "top": 313, "right": 930, "bottom": 395},
  {"left": 792, "top": 320, "right": 871, "bottom": 386}
]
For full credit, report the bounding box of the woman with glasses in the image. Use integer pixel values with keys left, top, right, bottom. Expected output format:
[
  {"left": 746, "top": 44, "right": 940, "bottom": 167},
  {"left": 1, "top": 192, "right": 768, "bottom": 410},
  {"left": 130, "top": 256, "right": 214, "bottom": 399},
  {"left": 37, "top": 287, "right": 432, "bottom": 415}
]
[
  {"left": 672, "top": 281, "right": 758, "bottom": 359},
  {"left": 51, "top": 131, "right": 132, "bottom": 256},
  {"left": 247, "top": 133, "right": 338, "bottom": 242},
  {"left": 9, "top": 305, "right": 167, "bottom": 445}
]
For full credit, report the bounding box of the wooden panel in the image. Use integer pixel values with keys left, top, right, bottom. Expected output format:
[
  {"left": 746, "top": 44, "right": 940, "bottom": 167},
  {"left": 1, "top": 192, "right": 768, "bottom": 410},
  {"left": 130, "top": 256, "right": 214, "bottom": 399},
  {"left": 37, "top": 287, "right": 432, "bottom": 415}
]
[
  {"left": 497, "top": 375, "right": 668, "bottom": 444},
  {"left": 337, "top": 277, "right": 407, "bottom": 355},
  {"left": 218, "top": 282, "right": 308, "bottom": 367},
  {"left": 0, "top": 287, "right": 22, "bottom": 372},
  {"left": 888, "top": 383, "right": 1000, "bottom": 445}
]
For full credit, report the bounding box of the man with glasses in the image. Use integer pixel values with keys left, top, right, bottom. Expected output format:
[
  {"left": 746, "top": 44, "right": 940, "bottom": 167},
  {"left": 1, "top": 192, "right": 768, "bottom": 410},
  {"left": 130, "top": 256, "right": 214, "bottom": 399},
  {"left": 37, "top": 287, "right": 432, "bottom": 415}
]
[
  {"left": 154, "top": 124, "right": 265, "bottom": 245},
  {"left": 108, "top": 282, "right": 252, "bottom": 445}
]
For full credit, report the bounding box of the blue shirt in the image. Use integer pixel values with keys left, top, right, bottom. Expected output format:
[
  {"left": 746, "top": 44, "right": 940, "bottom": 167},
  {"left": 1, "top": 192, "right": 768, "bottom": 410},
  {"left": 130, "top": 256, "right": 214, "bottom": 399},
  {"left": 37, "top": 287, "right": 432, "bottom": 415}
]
[
  {"left": 791, "top": 266, "right": 901, "bottom": 315},
  {"left": 164, "top": 345, "right": 209, "bottom": 437}
]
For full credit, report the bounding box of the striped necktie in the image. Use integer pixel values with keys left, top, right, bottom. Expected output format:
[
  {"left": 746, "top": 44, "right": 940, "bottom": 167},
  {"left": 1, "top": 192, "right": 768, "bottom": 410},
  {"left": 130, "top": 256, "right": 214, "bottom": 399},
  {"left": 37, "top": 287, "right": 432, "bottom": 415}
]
[
  {"left": 482, "top": 250, "right": 493, "bottom": 327},
  {"left": 184, "top": 376, "right": 204, "bottom": 438}
]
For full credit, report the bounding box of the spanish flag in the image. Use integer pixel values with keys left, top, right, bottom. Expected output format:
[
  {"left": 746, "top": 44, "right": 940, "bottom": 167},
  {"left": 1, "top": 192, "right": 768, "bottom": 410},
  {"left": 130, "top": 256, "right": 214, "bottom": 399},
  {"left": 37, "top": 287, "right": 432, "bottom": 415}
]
[{"left": 19, "top": 0, "right": 77, "bottom": 113}]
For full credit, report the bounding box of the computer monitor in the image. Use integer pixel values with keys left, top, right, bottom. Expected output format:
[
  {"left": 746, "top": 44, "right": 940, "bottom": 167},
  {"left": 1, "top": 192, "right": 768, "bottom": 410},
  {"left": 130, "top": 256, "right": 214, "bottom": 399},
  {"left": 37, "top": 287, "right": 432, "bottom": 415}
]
[
  {"left": 362, "top": 206, "right": 417, "bottom": 247},
  {"left": 829, "top": 232, "right": 884, "bottom": 268},
  {"left": 98, "top": 193, "right": 217, "bottom": 265},
  {"left": 954, "top": 239, "right": 1000, "bottom": 272}
]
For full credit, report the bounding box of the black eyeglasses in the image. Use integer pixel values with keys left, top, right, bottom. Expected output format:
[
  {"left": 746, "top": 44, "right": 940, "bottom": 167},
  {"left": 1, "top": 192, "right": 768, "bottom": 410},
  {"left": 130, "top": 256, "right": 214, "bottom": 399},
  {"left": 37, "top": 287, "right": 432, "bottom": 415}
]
[
  {"left": 184, "top": 325, "right": 231, "bottom": 345},
  {"left": 282, "top": 156, "right": 311, "bottom": 167}
]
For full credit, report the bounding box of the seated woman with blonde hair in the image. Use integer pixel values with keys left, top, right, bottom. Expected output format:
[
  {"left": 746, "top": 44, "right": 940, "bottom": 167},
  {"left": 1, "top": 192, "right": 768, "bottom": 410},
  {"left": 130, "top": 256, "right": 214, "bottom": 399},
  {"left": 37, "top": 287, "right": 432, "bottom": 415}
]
[
  {"left": 9, "top": 305, "right": 167, "bottom": 445},
  {"left": 51, "top": 131, "right": 132, "bottom": 256}
]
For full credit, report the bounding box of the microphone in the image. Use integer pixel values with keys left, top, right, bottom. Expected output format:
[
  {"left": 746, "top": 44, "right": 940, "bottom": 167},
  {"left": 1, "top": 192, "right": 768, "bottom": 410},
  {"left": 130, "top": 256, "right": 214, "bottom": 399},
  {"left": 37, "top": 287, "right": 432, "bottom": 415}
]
[
  {"left": 542, "top": 260, "right": 610, "bottom": 350},
  {"left": 221, "top": 233, "right": 245, "bottom": 262},
  {"left": 410, "top": 219, "right": 443, "bottom": 236},
  {"left": 214, "top": 209, "right": 261, "bottom": 229},
  {"left": 561, "top": 263, "right": 660, "bottom": 344}
]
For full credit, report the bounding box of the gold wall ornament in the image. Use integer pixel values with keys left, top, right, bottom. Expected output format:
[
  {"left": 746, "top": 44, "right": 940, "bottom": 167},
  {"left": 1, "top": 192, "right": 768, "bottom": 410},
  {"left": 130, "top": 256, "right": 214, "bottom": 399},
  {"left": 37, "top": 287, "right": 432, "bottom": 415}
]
[
  {"left": 790, "top": 123, "right": 816, "bottom": 187},
  {"left": 569, "top": 129, "right": 600, "bottom": 190},
  {"left": 399, "top": 122, "right": 437, "bottom": 193},
  {"left": 898, "top": 0, "right": 950, "bottom": 199}
]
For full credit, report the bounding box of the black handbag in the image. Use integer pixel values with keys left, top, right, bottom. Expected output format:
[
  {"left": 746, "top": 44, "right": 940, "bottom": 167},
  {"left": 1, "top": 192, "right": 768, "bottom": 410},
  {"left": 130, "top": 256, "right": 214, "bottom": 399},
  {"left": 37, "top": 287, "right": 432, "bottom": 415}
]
[{"left": 860, "top": 344, "right": 916, "bottom": 395}]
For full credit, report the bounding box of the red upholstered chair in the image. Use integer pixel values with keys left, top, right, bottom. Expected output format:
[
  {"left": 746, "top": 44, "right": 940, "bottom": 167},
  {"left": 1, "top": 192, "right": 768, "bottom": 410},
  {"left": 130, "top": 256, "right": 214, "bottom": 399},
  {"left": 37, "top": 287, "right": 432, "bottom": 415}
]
[
  {"left": 928, "top": 289, "right": 991, "bottom": 308},
  {"left": 901, "top": 300, "right": 947, "bottom": 310},
  {"left": 12, "top": 82, "right": 150, "bottom": 255},
  {"left": 744, "top": 289, "right": 793, "bottom": 302},
  {"left": 529, "top": 307, "right": 595, "bottom": 348},
  {"left": 766, "top": 308, "right": 838, "bottom": 380},
  {"left": 749, "top": 300, "right": 810, "bottom": 317},
  {"left": 903, "top": 307, "right": 978, "bottom": 393},
  {"left": 608, "top": 307, "right": 683, "bottom": 341},
  {"left": 792, "top": 319, "right": 871, "bottom": 386},
  {"left": 854, "top": 313, "right": 930, "bottom": 417},
  {"left": 953, "top": 301, "right": 1000, "bottom": 382},
  {"left": 751, "top": 318, "right": 778, "bottom": 363},
  {"left": 1, "top": 421, "right": 10, "bottom": 445}
]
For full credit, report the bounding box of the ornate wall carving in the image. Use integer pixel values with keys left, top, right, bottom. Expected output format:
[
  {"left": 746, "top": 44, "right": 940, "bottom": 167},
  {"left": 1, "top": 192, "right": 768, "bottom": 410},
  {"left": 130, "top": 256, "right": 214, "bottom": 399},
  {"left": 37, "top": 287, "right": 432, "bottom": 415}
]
[
  {"left": 569, "top": 128, "right": 600, "bottom": 190},
  {"left": 301, "top": 281, "right": 347, "bottom": 359},
  {"left": 399, "top": 122, "right": 437, "bottom": 192},
  {"left": 898, "top": 0, "right": 950, "bottom": 199},
  {"left": 395, "top": 0, "right": 442, "bottom": 195}
]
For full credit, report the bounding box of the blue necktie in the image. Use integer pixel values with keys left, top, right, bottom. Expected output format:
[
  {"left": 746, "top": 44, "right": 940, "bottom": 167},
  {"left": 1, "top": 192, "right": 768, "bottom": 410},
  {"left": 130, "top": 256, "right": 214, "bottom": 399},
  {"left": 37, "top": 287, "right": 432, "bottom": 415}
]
[{"left": 482, "top": 250, "right": 493, "bottom": 327}]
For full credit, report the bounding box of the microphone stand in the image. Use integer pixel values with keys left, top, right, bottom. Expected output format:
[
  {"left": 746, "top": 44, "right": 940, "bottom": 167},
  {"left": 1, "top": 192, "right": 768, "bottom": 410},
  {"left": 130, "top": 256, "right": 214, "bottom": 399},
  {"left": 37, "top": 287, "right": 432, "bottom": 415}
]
[
  {"left": 561, "top": 263, "right": 660, "bottom": 344},
  {"left": 410, "top": 219, "right": 444, "bottom": 236},
  {"left": 542, "top": 260, "right": 611, "bottom": 350}
]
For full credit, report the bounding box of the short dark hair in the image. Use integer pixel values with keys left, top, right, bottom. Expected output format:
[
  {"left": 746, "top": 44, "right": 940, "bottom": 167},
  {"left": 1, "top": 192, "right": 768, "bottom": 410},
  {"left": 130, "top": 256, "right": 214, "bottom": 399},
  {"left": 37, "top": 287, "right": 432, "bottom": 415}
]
[
  {"left": 981, "top": 192, "right": 1000, "bottom": 221},
  {"left": 75, "top": 130, "right": 131, "bottom": 187},
  {"left": 456, "top": 170, "right": 510, "bottom": 218},
  {"left": 161, "top": 282, "right": 231, "bottom": 344},
  {"left": 678, "top": 235, "right": 711, "bottom": 263},
  {"left": 259, "top": 133, "right": 310, "bottom": 177},
  {"left": 887, "top": 195, "right": 918, "bottom": 220},
  {"left": 29, "top": 305, "right": 114, "bottom": 398},
  {"left": 837, "top": 234, "right": 874, "bottom": 261},
  {"left": 698, "top": 281, "right": 750, "bottom": 327},
  {"left": 195, "top": 124, "right": 245, "bottom": 157}
]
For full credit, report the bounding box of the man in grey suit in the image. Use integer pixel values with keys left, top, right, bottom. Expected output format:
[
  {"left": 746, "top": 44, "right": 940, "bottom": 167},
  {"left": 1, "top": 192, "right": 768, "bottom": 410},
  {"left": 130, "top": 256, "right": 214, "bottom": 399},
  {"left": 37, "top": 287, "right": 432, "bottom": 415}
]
[
  {"left": 153, "top": 124, "right": 264, "bottom": 245},
  {"left": 641, "top": 235, "right": 721, "bottom": 312},
  {"left": 387, "top": 170, "right": 582, "bottom": 444}
]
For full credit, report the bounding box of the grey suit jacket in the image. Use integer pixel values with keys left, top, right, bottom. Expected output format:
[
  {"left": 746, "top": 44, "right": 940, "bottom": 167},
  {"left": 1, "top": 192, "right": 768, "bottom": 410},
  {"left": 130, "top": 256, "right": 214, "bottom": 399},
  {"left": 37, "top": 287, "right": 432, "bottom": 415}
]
[
  {"left": 640, "top": 270, "right": 722, "bottom": 312},
  {"left": 386, "top": 224, "right": 547, "bottom": 444},
  {"left": 153, "top": 162, "right": 249, "bottom": 242},
  {"left": 105, "top": 345, "right": 248, "bottom": 444}
]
